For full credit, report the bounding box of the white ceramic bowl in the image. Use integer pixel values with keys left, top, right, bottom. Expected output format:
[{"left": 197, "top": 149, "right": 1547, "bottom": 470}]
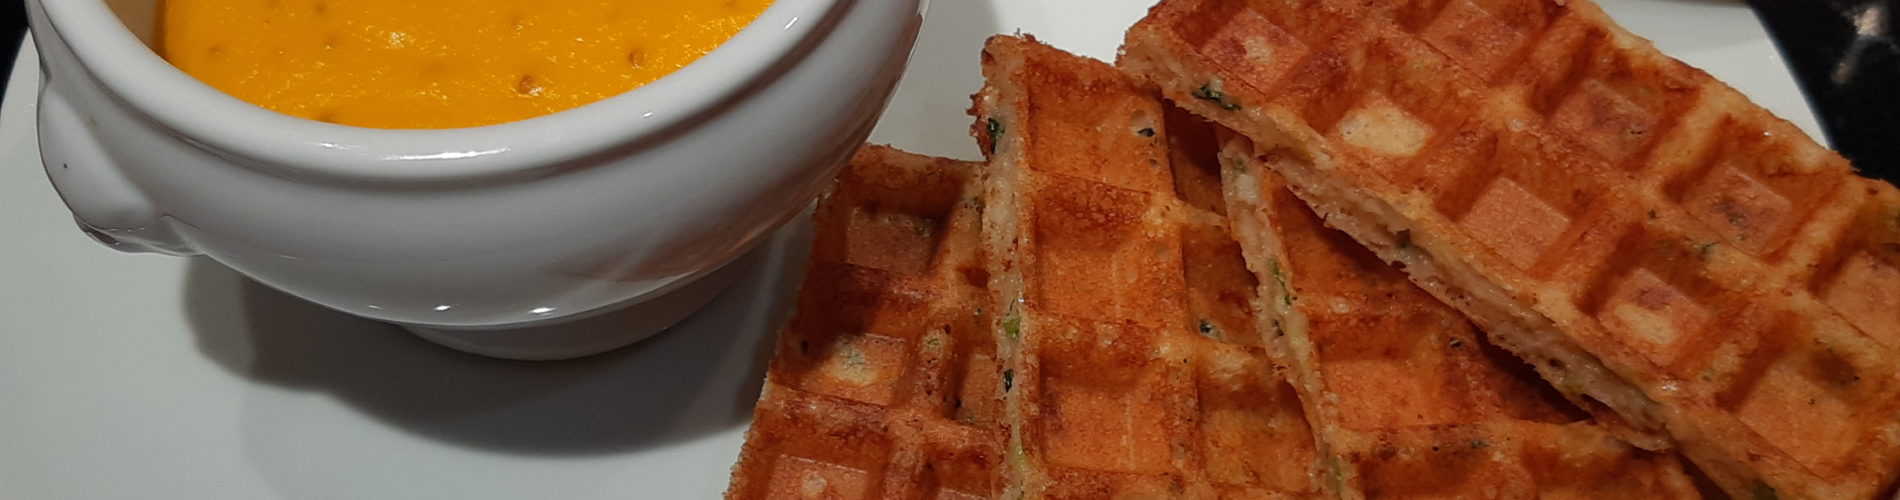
[{"left": 27, "top": 0, "right": 925, "bottom": 359}]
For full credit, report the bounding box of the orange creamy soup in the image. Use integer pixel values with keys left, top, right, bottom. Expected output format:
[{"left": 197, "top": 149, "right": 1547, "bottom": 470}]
[{"left": 160, "top": 0, "right": 774, "bottom": 129}]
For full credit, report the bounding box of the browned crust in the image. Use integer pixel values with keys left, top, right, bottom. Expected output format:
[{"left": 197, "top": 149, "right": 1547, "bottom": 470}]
[
  {"left": 1221, "top": 129, "right": 1700, "bottom": 499},
  {"left": 726, "top": 146, "right": 1004, "bottom": 499},
  {"left": 973, "top": 35, "right": 1325, "bottom": 499},
  {"left": 1122, "top": 0, "right": 1900, "bottom": 497}
]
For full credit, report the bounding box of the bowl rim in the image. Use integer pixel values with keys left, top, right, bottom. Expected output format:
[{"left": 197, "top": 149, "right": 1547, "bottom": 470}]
[{"left": 30, "top": 0, "right": 840, "bottom": 183}]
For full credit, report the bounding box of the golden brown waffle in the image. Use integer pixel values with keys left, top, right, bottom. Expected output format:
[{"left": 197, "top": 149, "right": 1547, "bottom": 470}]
[
  {"left": 1122, "top": 0, "right": 1900, "bottom": 498},
  {"left": 1220, "top": 131, "right": 1702, "bottom": 499},
  {"left": 971, "top": 35, "right": 1323, "bottom": 499},
  {"left": 726, "top": 146, "right": 1005, "bottom": 499}
]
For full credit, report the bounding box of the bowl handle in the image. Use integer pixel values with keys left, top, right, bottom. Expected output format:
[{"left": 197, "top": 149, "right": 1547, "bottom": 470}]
[{"left": 38, "top": 88, "right": 197, "bottom": 255}]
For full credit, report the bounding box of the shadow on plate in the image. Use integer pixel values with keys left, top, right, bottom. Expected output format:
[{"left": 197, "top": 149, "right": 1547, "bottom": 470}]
[
  {"left": 178, "top": 216, "right": 812, "bottom": 457},
  {"left": 171, "top": 0, "right": 1005, "bottom": 459}
]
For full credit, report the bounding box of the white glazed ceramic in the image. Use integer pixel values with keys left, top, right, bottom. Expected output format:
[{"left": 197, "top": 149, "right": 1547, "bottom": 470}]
[
  {"left": 25, "top": 0, "right": 925, "bottom": 359},
  {"left": 0, "top": 1, "right": 1828, "bottom": 498}
]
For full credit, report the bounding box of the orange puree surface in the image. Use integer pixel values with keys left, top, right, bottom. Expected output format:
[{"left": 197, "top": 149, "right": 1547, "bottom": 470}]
[{"left": 160, "top": 0, "right": 774, "bottom": 129}]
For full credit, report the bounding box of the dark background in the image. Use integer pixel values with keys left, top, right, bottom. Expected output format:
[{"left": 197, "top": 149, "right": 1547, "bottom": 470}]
[
  {"left": 1750, "top": 0, "right": 1899, "bottom": 179},
  {"left": 0, "top": 0, "right": 1892, "bottom": 178},
  {"left": 2, "top": 0, "right": 20, "bottom": 83}
]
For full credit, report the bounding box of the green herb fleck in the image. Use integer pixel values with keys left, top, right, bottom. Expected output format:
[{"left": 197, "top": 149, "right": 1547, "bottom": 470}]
[
  {"left": 1137, "top": 127, "right": 1156, "bottom": 138},
  {"left": 1192, "top": 83, "right": 1242, "bottom": 111},
  {"left": 1269, "top": 259, "right": 1295, "bottom": 306},
  {"left": 986, "top": 117, "right": 1005, "bottom": 154},
  {"left": 1752, "top": 481, "right": 1778, "bottom": 500},
  {"left": 1198, "top": 320, "right": 1218, "bottom": 338},
  {"left": 1325, "top": 456, "right": 1346, "bottom": 495},
  {"left": 1003, "top": 369, "right": 1015, "bottom": 392},
  {"left": 1002, "top": 309, "right": 1022, "bottom": 342},
  {"left": 924, "top": 334, "right": 945, "bottom": 349}
]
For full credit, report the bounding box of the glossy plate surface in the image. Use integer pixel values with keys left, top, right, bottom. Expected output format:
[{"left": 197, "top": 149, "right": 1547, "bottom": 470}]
[{"left": 0, "top": 1, "right": 1821, "bottom": 498}]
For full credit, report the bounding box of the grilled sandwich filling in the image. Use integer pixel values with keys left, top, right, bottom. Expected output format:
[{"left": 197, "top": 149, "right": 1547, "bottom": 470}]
[{"left": 971, "top": 52, "right": 1039, "bottom": 497}]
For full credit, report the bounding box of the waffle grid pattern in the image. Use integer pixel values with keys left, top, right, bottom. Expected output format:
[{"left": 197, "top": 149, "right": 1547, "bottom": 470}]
[
  {"left": 973, "top": 36, "right": 1323, "bottom": 499},
  {"left": 1222, "top": 131, "right": 1700, "bottom": 499},
  {"left": 727, "top": 147, "right": 1004, "bottom": 500},
  {"left": 1123, "top": 0, "right": 1900, "bottom": 497}
]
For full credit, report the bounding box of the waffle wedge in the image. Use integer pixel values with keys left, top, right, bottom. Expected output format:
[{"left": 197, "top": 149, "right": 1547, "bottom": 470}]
[
  {"left": 1122, "top": 0, "right": 1900, "bottom": 497},
  {"left": 1220, "top": 130, "right": 1702, "bottom": 499},
  {"left": 727, "top": 146, "right": 1004, "bottom": 499},
  {"left": 971, "top": 35, "right": 1322, "bottom": 499}
]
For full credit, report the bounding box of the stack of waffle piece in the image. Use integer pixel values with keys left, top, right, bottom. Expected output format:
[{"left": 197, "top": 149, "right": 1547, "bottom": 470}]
[
  {"left": 732, "top": 38, "right": 1331, "bottom": 499},
  {"left": 732, "top": 31, "right": 1717, "bottom": 498},
  {"left": 1222, "top": 132, "right": 1698, "bottom": 498},
  {"left": 1122, "top": 0, "right": 1900, "bottom": 497}
]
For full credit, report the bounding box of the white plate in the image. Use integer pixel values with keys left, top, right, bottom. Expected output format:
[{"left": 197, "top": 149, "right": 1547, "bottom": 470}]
[{"left": 0, "top": 1, "right": 1822, "bottom": 498}]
